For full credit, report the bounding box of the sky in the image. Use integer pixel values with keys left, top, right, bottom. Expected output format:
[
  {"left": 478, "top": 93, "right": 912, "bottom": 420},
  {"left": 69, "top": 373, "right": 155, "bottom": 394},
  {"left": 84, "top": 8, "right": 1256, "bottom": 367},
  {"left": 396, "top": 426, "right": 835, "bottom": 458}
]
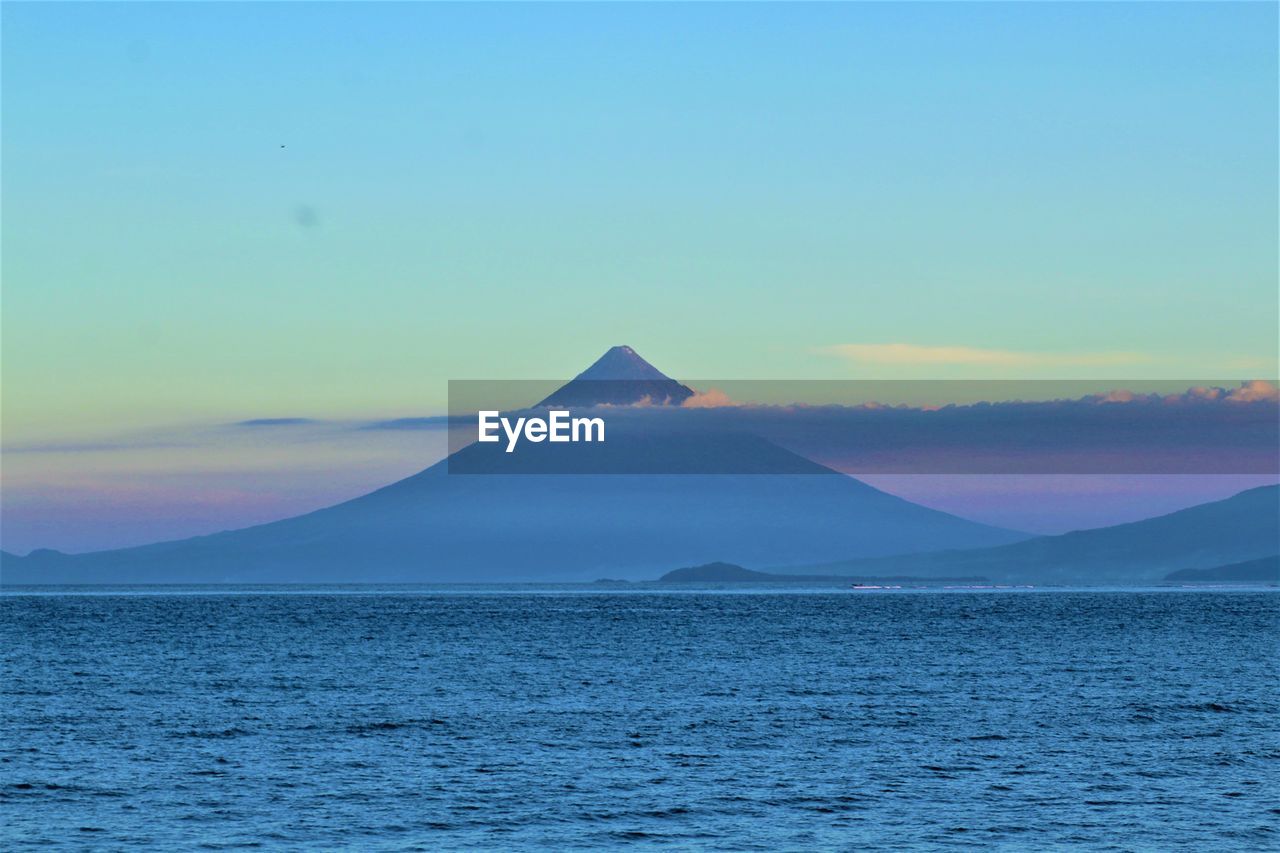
[{"left": 2, "top": 2, "right": 1277, "bottom": 553}]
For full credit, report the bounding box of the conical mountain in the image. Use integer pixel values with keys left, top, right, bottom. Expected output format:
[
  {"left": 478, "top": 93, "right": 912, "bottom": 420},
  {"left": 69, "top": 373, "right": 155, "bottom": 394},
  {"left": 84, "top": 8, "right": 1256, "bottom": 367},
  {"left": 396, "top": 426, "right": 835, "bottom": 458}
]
[{"left": 2, "top": 348, "right": 1032, "bottom": 585}]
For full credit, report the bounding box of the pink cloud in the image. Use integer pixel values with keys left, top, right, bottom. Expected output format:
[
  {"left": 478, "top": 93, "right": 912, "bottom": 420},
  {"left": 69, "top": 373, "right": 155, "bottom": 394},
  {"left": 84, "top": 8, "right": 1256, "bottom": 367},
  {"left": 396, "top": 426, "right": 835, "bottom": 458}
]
[{"left": 681, "top": 388, "right": 737, "bottom": 409}]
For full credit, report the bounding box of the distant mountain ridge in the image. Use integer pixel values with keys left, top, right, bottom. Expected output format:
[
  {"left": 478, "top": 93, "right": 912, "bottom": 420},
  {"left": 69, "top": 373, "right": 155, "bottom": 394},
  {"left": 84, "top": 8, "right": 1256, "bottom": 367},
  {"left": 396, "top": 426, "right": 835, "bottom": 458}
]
[
  {"left": 1165, "top": 555, "right": 1278, "bottom": 583},
  {"left": 781, "top": 485, "right": 1280, "bottom": 584}
]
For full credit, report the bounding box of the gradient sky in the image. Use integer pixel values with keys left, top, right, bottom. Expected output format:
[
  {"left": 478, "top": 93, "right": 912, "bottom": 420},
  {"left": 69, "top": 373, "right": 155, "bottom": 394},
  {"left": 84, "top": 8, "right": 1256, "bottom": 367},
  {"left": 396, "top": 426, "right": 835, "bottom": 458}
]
[{"left": 2, "top": 2, "right": 1277, "bottom": 552}]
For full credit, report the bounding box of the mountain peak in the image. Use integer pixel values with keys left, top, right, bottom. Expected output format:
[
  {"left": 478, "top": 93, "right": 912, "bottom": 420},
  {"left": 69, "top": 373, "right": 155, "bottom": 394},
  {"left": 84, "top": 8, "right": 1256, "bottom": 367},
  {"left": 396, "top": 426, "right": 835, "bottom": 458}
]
[
  {"left": 538, "top": 346, "right": 695, "bottom": 407},
  {"left": 575, "top": 346, "right": 671, "bottom": 382}
]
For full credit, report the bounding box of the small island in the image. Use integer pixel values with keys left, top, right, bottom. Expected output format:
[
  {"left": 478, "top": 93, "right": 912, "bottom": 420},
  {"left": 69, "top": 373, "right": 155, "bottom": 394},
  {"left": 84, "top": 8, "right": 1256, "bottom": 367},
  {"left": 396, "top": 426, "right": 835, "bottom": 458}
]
[
  {"left": 659, "top": 562, "right": 797, "bottom": 582},
  {"left": 657, "top": 561, "right": 988, "bottom": 585}
]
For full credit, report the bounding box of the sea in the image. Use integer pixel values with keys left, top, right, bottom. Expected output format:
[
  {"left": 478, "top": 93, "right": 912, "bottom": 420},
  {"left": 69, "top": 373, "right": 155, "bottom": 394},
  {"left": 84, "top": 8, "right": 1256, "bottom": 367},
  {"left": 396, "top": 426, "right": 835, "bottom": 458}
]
[{"left": 2, "top": 586, "right": 1277, "bottom": 850}]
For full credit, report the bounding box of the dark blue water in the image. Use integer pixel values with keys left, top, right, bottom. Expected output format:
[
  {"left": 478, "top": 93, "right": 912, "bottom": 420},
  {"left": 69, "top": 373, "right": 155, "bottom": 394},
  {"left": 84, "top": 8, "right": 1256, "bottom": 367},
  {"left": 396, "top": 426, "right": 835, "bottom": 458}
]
[{"left": 2, "top": 589, "right": 1277, "bottom": 849}]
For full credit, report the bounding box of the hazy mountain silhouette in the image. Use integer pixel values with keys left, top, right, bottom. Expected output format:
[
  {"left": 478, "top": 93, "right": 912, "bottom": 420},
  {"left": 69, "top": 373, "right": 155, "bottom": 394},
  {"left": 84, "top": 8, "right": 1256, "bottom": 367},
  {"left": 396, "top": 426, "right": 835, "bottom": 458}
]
[
  {"left": 537, "top": 345, "right": 694, "bottom": 407},
  {"left": 0, "top": 348, "right": 1028, "bottom": 584},
  {"left": 783, "top": 485, "right": 1279, "bottom": 584},
  {"left": 1165, "top": 554, "right": 1278, "bottom": 583}
]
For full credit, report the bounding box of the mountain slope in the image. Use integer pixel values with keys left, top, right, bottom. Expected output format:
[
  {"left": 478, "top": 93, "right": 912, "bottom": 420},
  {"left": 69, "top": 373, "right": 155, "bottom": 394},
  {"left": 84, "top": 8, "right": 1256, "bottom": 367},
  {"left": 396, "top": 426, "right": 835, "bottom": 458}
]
[
  {"left": 783, "top": 485, "right": 1279, "bottom": 584},
  {"left": 1, "top": 432, "right": 1026, "bottom": 585}
]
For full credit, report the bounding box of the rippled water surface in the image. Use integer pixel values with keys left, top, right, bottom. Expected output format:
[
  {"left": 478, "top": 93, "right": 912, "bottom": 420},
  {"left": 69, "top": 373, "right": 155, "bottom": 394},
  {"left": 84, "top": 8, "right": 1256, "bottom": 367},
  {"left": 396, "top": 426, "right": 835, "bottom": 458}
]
[{"left": 2, "top": 589, "right": 1278, "bottom": 849}]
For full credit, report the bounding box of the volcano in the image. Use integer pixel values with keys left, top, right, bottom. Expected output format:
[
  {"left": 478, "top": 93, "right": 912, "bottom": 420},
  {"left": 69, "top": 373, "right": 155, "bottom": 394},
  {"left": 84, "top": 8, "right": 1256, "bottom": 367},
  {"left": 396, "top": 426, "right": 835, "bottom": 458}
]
[{"left": 1, "top": 347, "right": 1029, "bottom": 584}]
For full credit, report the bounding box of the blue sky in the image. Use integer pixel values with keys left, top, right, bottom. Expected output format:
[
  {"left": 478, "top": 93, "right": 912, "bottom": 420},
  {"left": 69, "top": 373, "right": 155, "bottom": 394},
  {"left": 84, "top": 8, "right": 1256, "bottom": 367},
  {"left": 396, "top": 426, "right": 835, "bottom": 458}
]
[{"left": 2, "top": 2, "right": 1277, "bottom": 551}]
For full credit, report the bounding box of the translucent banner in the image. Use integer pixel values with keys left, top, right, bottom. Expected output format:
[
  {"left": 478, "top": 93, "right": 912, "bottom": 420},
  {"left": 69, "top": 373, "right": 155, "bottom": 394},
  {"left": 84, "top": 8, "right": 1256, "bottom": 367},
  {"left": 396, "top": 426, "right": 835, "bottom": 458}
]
[{"left": 444, "top": 379, "right": 1280, "bottom": 475}]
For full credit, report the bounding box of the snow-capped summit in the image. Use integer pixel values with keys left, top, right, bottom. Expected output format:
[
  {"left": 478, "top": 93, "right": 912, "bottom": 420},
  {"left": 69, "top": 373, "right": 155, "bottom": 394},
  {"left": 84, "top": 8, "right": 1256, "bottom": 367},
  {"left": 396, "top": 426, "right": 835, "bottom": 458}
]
[{"left": 538, "top": 346, "right": 695, "bottom": 407}]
